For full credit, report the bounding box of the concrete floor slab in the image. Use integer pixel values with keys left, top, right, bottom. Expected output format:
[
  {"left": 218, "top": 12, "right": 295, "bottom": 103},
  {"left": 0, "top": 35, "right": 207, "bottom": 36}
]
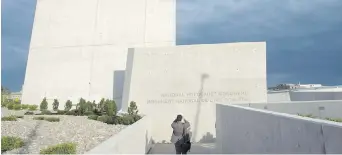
[{"left": 149, "top": 143, "right": 216, "bottom": 154}]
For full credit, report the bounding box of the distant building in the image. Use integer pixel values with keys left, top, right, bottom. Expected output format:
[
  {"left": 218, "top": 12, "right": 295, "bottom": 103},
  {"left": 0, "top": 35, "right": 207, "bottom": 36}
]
[{"left": 3, "top": 91, "right": 22, "bottom": 101}]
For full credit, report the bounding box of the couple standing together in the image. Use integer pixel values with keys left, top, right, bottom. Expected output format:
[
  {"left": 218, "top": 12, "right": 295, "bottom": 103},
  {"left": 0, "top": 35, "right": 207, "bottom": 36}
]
[{"left": 171, "top": 114, "right": 191, "bottom": 154}]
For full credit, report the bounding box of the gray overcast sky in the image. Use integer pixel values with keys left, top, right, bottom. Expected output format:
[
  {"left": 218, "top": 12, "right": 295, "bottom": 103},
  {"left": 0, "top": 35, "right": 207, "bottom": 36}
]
[{"left": 2, "top": 0, "right": 342, "bottom": 91}]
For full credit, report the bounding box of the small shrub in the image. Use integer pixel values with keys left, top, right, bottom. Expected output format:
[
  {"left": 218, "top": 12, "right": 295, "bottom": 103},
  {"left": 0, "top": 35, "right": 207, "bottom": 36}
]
[
  {"left": 97, "top": 115, "right": 111, "bottom": 123},
  {"left": 121, "top": 115, "right": 135, "bottom": 125},
  {"left": 41, "top": 110, "right": 52, "bottom": 115},
  {"left": 64, "top": 100, "right": 72, "bottom": 111},
  {"left": 6, "top": 103, "right": 14, "bottom": 110},
  {"left": 40, "top": 142, "right": 76, "bottom": 154},
  {"left": 21, "top": 104, "right": 29, "bottom": 109},
  {"left": 33, "top": 116, "right": 45, "bottom": 120},
  {"left": 132, "top": 114, "right": 142, "bottom": 122},
  {"left": 88, "top": 115, "right": 98, "bottom": 120},
  {"left": 13, "top": 104, "right": 22, "bottom": 110},
  {"left": 16, "top": 116, "right": 24, "bottom": 118},
  {"left": 1, "top": 136, "right": 24, "bottom": 153},
  {"left": 25, "top": 111, "right": 34, "bottom": 115},
  {"left": 44, "top": 117, "right": 60, "bottom": 122},
  {"left": 297, "top": 113, "right": 316, "bottom": 118},
  {"left": 40, "top": 97, "right": 48, "bottom": 110},
  {"left": 65, "top": 109, "right": 78, "bottom": 116},
  {"left": 105, "top": 99, "right": 116, "bottom": 116},
  {"left": 84, "top": 111, "right": 94, "bottom": 116},
  {"left": 57, "top": 110, "right": 66, "bottom": 115},
  {"left": 52, "top": 99, "right": 59, "bottom": 111},
  {"left": 325, "top": 118, "right": 342, "bottom": 123},
  {"left": 29, "top": 105, "right": 38, "bottom": 111},
  {"left": 128, "top": 101, "right": 138, "bottom": 115},
  {"left": 1, "top": 116, "right": 17, "bottom": 121}
]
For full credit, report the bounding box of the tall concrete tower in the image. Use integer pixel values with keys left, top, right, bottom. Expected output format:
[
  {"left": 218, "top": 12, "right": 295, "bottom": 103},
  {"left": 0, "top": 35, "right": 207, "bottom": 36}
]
[{"left": 22, "top": 0, "right": 176, "bottom": 109}]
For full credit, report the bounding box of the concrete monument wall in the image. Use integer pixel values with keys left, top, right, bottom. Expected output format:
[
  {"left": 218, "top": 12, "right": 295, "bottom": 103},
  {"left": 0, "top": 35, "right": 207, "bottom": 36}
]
[
  {"left": 240, "top": 100, "right": 342, "bottom": 118},
  {"left": 22, "top": 0, "right": 176, "bottom": 108},
  {"left": 216, "top": 104, "right": 342, "bottom": 154},
  {"left": 121, "top": 42, "right": 267, "bottom": 142}
]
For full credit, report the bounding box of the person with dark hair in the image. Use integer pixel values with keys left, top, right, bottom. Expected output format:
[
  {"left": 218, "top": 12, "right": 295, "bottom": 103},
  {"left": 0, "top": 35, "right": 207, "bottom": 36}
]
[{"left": 171, "top": 114, "right": 191, "bottom": 154}]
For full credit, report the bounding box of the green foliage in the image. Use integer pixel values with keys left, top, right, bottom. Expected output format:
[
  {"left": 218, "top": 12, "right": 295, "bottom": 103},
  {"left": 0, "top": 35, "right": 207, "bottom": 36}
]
[
  {"left": 16, "top": 115, "right": 24, "bottom": 118},
  {"left": 6, "top": 103, "right": 14, "bottom": 110},
  {"left": 87, "top": 115, "right": 98, "bottom": 120},
  {"left": 29, "top": 105, "right": 38, "bottom": 111},
  {"left": 40, "top": 142, "right": 76, "bottom": 154},
  {"left": 44, "top": 117, "right": 60, "bottom": 122},
  {"left": 76, "top": 98, "right": 87, "bottom": 115},
  {"left": 1, "top": 116, "right": 17, "bottom": 121},
  {"left": 25, "top": 111, "right": 35, "bottom": 115},
  {"left": 41, "top": 110, "right": 52, "bottom": 115},
  {"left": 57, "top": 110, "right": 66, "bottom": 115},
  {"left": 84, "top": 111, "right": 94, "bottom": 116},
  {"left": 325, "top": 117, "right": 342, "bottom": 123},
  {"left": 297, "top": 113, "right": 316, "bottom": 118},
  {"left": 65, "top": 109, "right": 78, "bottom": 116},
  {"left": 40, "top": 97, "right": 48, "bottom": 110},
  {"left": 21, "top": 104, "right": 29, "bottom": 109},
  {"left": 52, "top": 99, "right": 59, "bottom": 111},
  {"left": 1, "top": 136, "right": 24, "bottom": 153},
  {"left": 105, "top": 99, "right": 116, "bottom": 116},
  {"left": 97, "top": 115, "right": 111, "bottom": 123},
  {"left": 13, "top": 104, "right": 22, "bottom": 110},
  {"left": 128, "top": 101, "right": 138, "bottom": 115},
  {"left": 98, "top": 98, "right": 105, "bottom": 113},
  {"left": 64, "top": 100, "right": 72, "bottom": 111},
  {"left": 33, "top": 116, "right": 45, "bottom": 120},
  {"left": 86, "top": 101, "right": 94, "bottom": 112}
]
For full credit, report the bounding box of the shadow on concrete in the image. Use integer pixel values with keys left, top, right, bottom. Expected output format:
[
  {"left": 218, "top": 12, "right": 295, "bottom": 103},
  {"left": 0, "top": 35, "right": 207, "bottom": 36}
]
[
  {"left": 149, "top": 143, "right": 216, "bottom": 154},
  {"left": 113, "top": 70, "right": 125, "bottom": 110},
  {"left": 145, "top": 130, "right": 155, "bottom": 154},
  {"left": 192, "top": 73, "right": 209, "bottom": 142},
  {"left": 199, "top": 132, "right": 216, "bottom": 143}
]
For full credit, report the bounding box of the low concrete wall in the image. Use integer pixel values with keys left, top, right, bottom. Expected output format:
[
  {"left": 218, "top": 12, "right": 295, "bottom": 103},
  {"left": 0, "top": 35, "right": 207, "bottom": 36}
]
[
  {"left": 290, "top": 91, "right": 342, "bottom": 101},
  {"left": 86, "top": 116, "right": 153, "bottom": 154},
  {"left": 241, "top": 100, "right": 342, "bottom": 118},
  {"left": 216, "top": 104, "right": 342, "bottom": 154}
]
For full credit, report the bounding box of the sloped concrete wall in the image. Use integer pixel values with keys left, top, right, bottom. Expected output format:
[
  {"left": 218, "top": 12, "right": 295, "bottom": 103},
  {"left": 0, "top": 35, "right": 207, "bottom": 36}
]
[
  {"left": 290, "top": 91, "right": 342, "bottom": 101},
  {"left": 86, "top": 116, "right": 153, "bottom": 154},
  {"left": 241, "top": 100, "right": 342, "bottom": 118},
  {"left": 216, "top": 104, "right": 342, "bottom": 154}
]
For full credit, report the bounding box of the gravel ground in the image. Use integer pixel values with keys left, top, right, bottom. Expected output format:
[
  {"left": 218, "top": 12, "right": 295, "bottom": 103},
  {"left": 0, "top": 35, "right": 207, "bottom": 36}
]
[{"left": 1, "top": 114, "right": 127, "bottom": 154}]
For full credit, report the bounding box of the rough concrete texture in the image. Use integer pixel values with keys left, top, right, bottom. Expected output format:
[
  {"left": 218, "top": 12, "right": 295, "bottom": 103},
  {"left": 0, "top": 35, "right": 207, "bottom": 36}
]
[
  {"left": 216, "top": 104, "right": 342, "bottom": 154},
  {"left": 241, "top": 100, "right": 342, "bottom": 118}
]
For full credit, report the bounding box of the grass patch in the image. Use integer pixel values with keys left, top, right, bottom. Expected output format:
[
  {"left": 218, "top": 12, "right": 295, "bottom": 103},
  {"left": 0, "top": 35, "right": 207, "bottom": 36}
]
[
  {"left": 1, "top": 116, "right": 17, "bottom": 121},
  {"left": 40, "top": 142, "right": 76, "bottom": 154},
  {"left": 325, "top": 118, "right": 342, "bottom": 123},
  {"left": 297, "top": 114, "right": 316, "bottom": 118},
  {"left": 24, "top": 111, "right": 35, "bottom": 115},
  {"left": 44, "top": 117, "right": 60, "bottom": 122},
  {"left": 1, "top": 136, "right": 24, "bottom": 153}
]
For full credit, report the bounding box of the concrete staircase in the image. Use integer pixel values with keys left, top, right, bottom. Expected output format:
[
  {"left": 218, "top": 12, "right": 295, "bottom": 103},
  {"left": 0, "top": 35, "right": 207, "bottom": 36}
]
[{"left": 148, "top": 143, "right": 216, "bottom": 154}]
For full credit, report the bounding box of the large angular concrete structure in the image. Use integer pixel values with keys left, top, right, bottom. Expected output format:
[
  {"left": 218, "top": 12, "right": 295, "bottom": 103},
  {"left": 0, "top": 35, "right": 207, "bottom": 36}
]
[
  {"left": 121, "top": 42, "right": 267, "bottom": 142},
  {"left": 22, "top": 0, "right": 176, "bottom": 108}
]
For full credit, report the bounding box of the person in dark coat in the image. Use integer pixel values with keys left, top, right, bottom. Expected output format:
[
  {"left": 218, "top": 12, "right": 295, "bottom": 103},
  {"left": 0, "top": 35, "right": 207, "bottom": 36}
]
[{"left": 171, "top": 114, "right": 191, "bottom": 154}]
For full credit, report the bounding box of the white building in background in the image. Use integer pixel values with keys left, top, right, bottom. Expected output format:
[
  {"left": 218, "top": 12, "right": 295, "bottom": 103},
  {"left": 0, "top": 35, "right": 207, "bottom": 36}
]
[{"left": 21, "top": 0, "right": 176, "bottom": 108}]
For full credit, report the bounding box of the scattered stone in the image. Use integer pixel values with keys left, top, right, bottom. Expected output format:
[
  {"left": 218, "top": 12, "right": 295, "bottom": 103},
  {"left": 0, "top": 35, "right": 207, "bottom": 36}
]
[{"left": 1, "top": 114, "right": 127, "bottom": 154}]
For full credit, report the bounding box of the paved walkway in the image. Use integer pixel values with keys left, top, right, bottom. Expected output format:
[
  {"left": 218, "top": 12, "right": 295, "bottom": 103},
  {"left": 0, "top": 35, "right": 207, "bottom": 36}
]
[{"left": 149, "top": 143, "right": 216, "bottom": 154}]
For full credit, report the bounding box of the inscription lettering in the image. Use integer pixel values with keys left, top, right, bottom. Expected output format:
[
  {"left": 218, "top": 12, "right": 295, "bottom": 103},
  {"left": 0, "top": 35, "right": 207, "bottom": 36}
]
[{"left": 147, "top": 91, "right": 249, "bottom": 104}]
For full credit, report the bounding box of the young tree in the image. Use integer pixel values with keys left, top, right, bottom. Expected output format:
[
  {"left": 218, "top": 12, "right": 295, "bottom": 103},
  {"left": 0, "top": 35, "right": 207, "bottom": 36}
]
[
  {"left": 106, "top": 100, "right": 117, "bottom": 116},
  {"left": 98, "top": 98, "right": 105, "bottom": 113},
  {"left": 52, "top": 99, "right": 59, "bottom": 111},
  {"left": 128, "top": 101, "right": 138, "bottom": 115},
  {"left": 64, "top": 100, "right": 72, "bottom": 111},
  {"left": 76, "top": 98, "right": 87, "bottom": 115},
  {"left": 40, "top": 97, "right": 48, "bottom": 110}
]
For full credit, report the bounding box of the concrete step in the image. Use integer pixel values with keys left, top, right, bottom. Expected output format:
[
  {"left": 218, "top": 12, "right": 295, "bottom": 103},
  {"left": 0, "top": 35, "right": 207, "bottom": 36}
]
[{"left": 149, "top": 143, "right": 216, "bottom": 154}]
